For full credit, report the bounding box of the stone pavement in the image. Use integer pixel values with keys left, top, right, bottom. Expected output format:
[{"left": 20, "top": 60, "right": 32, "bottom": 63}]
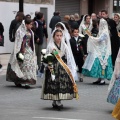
[{"left": 0, "top": 54, "right": 115, "bottom": 120}]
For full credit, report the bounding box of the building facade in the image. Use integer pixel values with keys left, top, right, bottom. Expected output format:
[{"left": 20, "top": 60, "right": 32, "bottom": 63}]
[
  {"left": 0, "top": 0, "right": 55, "bottom": 53},
  {"left": 0, "top": 0, "right": 119, "bottom": 53},
  {"left": 55, "top": 0, "right": 116, "bottom": 20}
]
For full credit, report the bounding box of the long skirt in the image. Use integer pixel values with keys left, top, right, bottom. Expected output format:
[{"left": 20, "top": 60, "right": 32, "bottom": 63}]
[
  {"left": 41, "top": 59, "right": 75, "bottom": 100},
  {"left": 82, "top": 56, "right": 113, "bottom": 80},
  {"left": 6, "top": 47, "right": 37, "bottom": 85},
  {"left": 107, "top": 76, "right": 120, "bottom": 105}
]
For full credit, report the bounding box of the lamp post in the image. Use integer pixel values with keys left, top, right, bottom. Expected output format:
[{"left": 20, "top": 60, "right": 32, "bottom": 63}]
[{"left": 19, "top": 0, "right": 24, "bottom": 12}]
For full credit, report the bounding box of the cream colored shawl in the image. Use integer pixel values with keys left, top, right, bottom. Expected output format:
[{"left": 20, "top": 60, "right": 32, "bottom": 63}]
[{"left": 9, "top": 20, "right": 36, "bottom": 79}]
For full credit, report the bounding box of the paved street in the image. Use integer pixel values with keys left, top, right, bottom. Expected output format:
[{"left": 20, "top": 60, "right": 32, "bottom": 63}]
[{"left": 0, "top": 54, "right": 115, "bottom": 120}]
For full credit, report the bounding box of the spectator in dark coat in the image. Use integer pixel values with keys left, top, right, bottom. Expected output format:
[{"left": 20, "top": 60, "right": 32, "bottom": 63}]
[
  {"left": 68, "top": 15, "right": 79, "bottom": 29},
  {"left": 101, "top": 10, "right": 119, "bottom": 66},
  {"left": 74, "top": 13, "right": 81, "bottom": 27},
  {"left": 49, "top": 11, "right": 61, "bottom": 32},
  {"left": 9, "top": 12, "right": 24, "bottom": 42},
  {"left": 34, "top": 12, "right": 44, "bottom": 72}
]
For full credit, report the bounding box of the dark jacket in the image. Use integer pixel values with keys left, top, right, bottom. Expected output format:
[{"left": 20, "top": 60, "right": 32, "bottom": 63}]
[
  {"left": 49, "top": 15, "right": 61, "bottom": 31},
  {"left": 9, "top": 19, "right": 17, "bottom": 41},
  {"left": 9, "top": 19, "right": 21, "bottom": 42},
  {"left": 105, "top": 18, "right": 119, "bottom": 66},
  {"left": 70, "top": 36, "right": 85, "bottom": 57},
  {"left": 70, "top": 36, "right": 85, "bottom": 72},
  {"left": 68, "top": 20, "right": 79, "bottom": 29},
  {"left": 35, "top": 20, "right": 44, "bottom": 45}
]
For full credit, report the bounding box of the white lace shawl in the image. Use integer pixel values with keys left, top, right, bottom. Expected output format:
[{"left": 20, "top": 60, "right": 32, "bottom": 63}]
[
  {"left": 79, "top": 15, "right": 93, "bottom": 35},
  {"left": 83, "top": 18, "right": 111, "bottom": 71},
  {"left": 9, "top": 20, "right": 36, "bottom": 78},
  {"left": 46, "top": 29, "right": 77, "bottom": 82},
  {"left": 108, "top": 48, "right": 120, "bottom": 93}
]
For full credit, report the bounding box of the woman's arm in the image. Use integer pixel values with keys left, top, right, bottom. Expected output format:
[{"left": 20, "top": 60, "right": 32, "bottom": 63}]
[{"left": 89, "top": 33, "right": 108, "bottom": 42}]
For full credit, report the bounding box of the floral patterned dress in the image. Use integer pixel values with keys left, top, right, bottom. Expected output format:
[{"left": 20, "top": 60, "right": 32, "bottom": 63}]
[
  {"left": 107, "top": 75, "right": 120, "bottom": 104},
  {"left": 6, "top": 30, "right": 37, "bottom": 85},
  {"left": 41, "top": 53, "right": 75, "bottom": 100}
]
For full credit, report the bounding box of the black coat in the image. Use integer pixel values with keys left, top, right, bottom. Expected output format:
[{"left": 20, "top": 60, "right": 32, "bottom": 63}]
[
  {"left": 106, "top": 18, "right": 119, "bottom": 66},
  {"left": 9, "top": 19, "right": 17, "bottom": 40},
  {"left": 70, "top": 36, "right": 85, "bottom": 72},
  {"left": 49, "top": 15, "right": 61, "bottom": 31},
  {"left": 68, "top": 20, "right": 79, "bottom": 29},
  {"left": 35, "top": 20, "right": 44, "bottom": 45}
]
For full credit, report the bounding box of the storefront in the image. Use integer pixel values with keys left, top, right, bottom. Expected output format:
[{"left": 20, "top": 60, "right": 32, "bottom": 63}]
[
  {"left": 55, "top": 0, "right": 80, "bottom": 20},
  {"left": 55, "top": 0, "right": 113, "bottom": 17}
]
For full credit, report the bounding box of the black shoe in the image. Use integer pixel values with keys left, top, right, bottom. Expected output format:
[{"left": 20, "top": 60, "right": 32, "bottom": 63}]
[
  {"left": 93, "top": 79, "right": 101, "bottom": 84},
  {"left": 57, "top": 105, "right": 63, "bottom": 110},
  {"left": 79, "top": 78, "right": 83, "bottom": 82},
  {"left": 52, "top": 103, "right": 58, "bottom": 108},
  {"left": 98, "top": 80, "right": 105, "bottom": 85},
  {"left": 14, "top": 83, "right": 22, "bottom": 87},
  {"left": 0, "top": 64, "right": 2, "bottom": 69},
  {"left": 56, "top": 101, "right": 63, "bottom": 110}
]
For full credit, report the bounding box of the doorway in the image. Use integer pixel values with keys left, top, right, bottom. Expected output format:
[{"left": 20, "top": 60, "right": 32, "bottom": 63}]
[{"left": 40, "top": 8, "right": 48, "bottom": 24}]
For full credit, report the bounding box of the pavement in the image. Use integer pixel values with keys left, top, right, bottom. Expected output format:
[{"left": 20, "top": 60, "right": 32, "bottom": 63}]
[{"left": 0, "top": 54, "right": 116, "bottom": 120}]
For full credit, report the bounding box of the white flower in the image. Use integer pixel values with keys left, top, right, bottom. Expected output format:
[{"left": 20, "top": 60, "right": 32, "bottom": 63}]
[
  {"left": 51, "top": 74, "right": 55, "bottom": 81},
  {"left": 78, "top": 39, "right": 81, "bottom": 43},
  {"left": 47, "top": 53, "right": 53, "bottom": 57},
  {"left": 41, "top": 49, "right": 46, "bottom": 55},
  {"left": 79, "top": 33, "right": 85, "bottom": 37},
  {"left": 43, "top": 54, "right": 48, "bottom": 59},
  {"left": 18, "top": 53, "right": 24, "bottom": 60}
]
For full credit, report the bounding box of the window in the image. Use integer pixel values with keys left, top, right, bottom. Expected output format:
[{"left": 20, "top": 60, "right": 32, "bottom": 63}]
[{"left": 113, "top": 0, "right": 120, "bottom": 13}]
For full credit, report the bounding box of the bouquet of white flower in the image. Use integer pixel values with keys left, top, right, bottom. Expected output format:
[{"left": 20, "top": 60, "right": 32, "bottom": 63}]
[
  {"left": 41, "top": 49, "right": 46, "bottom": 56},
  {"left": 16, "top": 52, "right": 24, "bottom": 62},
  {"left": 42, "top": 53, "right": 55, "bottom": 81}
]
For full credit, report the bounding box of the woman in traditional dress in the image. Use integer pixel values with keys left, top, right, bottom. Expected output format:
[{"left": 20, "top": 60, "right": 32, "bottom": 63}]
[
  {"left": 82, "top": 18, "right": 113, "bottom": 85},
  {"left": 107, "top": 50, "right": 120, "bottom": 118},
  {"left": 79, "top": 14, "right": 92, "bottom": 35},
  {"left": 6, "top": 18, "right": 37, "bottom": 88},
  {"left": 79, "top": 15, "right": 92, "bottom": 55},
  {"left": 55, "top": 22, "right": 78, "bottom": 81},
  {"left": 41, "top": 29, "right": 78, "bottom": 110},
  {"left": 107, "top": 48, "right": 120, "bottom": 104}
]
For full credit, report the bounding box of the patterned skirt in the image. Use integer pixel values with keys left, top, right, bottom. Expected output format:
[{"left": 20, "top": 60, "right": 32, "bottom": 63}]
[
  {"left": 6, "top": 47, "right": 37, "bottom": 85},
  {"left": 82, "top": 56, "right": 113, "bottom": 80},
  {"left": 41, "top": 59, "right": 75, "bottom": 100},
  {"left": 107, "top": 76, "right": 120, "bottom": 105}
]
